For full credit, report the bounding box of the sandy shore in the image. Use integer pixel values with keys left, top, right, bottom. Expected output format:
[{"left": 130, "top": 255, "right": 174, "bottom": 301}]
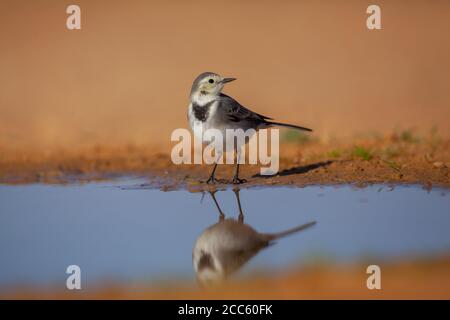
[
  {"left": 1, "top": 131, "right": 449, "bottom": 189},
  {"left": 4, "top": 255, "right": 450, "bottom": 300}
]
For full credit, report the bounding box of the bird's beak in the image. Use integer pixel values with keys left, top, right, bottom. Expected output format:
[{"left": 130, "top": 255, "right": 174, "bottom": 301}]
[{"left": 221, "top": 77, "right": 236, "bottom": 84}]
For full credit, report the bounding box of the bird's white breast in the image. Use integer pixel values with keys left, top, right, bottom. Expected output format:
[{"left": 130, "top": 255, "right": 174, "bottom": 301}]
[{"left": 188, "top": 100, "right": 219, "bottom": 140}]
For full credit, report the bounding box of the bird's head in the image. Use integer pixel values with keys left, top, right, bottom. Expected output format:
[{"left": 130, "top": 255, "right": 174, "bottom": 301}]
[{"left": 190, "top": 72, "right": 236, "bottom": 99}]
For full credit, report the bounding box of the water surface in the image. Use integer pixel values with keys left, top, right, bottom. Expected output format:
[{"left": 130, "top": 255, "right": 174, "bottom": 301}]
[{"left": 0, "top": 180, "right": 449, "bottom": 288}]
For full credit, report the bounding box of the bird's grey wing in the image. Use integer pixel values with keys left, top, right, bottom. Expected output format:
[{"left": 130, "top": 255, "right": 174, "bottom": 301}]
[
  {"left": 216, "top": 243, "right": 268, "bottom": 275},
  {"left": 219, "top": 93, "right": 273, "bottom": 123},
  {"left": 214, "top": 221, "right": 270, "bottom": 275}
]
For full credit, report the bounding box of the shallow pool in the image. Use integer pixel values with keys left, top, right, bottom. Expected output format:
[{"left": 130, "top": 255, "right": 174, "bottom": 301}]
[{"left": 0, "top": 180, "right": 449, "bottom": 288}]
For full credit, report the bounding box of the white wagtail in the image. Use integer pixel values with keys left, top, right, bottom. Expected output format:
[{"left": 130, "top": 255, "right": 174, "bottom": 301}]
[
  {"left": 188, "top": 72, "right": 312, "bottom": 184},
  {"left": 193, "top": 190, "right": 316, "bottom": 286}
]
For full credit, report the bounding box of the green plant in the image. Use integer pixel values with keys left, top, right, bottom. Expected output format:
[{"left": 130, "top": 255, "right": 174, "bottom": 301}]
[
  {"left": 327, "top": 149, "right": 341, "bottom": 158},
  {"left": 353, "top": 146, "right": 373, "bottom": 161},
  {"left": 399, "top": 129, "right": 420, "bottom": 143},
  {"left": 383, "top": 147, "right": 400, "bottom": 159},
  {"left": 281, "top": 129, "right": 311, "bottom": 144}
]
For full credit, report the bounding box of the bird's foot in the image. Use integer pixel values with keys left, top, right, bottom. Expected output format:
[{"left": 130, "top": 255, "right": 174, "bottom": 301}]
[
  {"left": 206, "top": 177, "right": 227, "bottom": 184},
  {"left": 232, "top": 177, "right": 247, "bottom": 184},
  {"left": 206, "top": 176, "right": 217, "bottom": 184}
]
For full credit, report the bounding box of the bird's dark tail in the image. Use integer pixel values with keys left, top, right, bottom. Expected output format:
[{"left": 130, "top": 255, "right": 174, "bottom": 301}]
[
  {"left": 265, "top": 121, "right": 313, "bottom": 132},
  {"left": 262, "top": 221, "right": 316, "bottom": 241}
]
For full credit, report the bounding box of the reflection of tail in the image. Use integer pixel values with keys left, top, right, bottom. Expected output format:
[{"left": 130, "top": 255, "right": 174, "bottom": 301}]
[
  {"left": 265, "top": 121, "right": 313, "bottom": 132},
  {"left": 264, "top": 221, "right": 316, "bottom": 241}
]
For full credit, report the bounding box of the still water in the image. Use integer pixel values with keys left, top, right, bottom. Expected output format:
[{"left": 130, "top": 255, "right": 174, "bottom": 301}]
[{"left": 0, "top": 180, "right": 449, "bottom": 288}]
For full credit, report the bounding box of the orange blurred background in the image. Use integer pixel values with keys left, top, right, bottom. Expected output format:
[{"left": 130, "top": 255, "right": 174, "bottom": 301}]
[{"left": 1, "top": 0, "right": 449, "bottom": 150}]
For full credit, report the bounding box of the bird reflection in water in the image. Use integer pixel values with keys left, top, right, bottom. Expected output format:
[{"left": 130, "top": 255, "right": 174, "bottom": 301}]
[{"left": 193, "top": 189, "right": 316, "bottom": 287}]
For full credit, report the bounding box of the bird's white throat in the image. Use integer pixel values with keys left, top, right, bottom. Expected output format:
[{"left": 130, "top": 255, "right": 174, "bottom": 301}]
[{"left": 190, "top": 91, "right": 217, "bottom": 106}]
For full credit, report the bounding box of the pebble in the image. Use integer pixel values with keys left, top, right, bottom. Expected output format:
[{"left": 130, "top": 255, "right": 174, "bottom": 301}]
[{"left": 433, "top": 161, "right": 444, "bottom": 168}]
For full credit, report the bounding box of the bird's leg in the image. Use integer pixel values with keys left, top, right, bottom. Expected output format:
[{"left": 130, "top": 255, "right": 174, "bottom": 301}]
[
  {"left": 232, "top": 146, "right": 247, "bottom": 184},
  {"left": 232, "top": 163, "right": 246, "bottom": 184},
  {"left": 210, "top": 191, "right": 225, "bottom": 221},
  {"left": 233, "top": 188, "right": 244, "bottom": 223},
  {"left": 206, "top": 151, "right": 226, "bottom": 184},
  {"left": 206, "top": 162, "right": 219, "bottom": 184}
]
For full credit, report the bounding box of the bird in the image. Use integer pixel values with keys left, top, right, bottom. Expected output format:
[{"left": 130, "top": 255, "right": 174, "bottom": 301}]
[
  {"left": 192, "top": 189, "right": 316, "bottom": 287},
  {"left": 187, "top": 72, "right": 312, "bottom": 185}
]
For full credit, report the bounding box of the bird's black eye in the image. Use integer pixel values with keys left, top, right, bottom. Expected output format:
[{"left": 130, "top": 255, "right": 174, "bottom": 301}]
[{"left": 208, "top": 79, "right": 214, "bottom": 84}]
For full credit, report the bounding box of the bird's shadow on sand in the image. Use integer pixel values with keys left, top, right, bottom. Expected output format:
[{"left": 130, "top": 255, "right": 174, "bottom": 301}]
[{"left": 252, "top": 160, "right": 334, "bottom": 179}]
